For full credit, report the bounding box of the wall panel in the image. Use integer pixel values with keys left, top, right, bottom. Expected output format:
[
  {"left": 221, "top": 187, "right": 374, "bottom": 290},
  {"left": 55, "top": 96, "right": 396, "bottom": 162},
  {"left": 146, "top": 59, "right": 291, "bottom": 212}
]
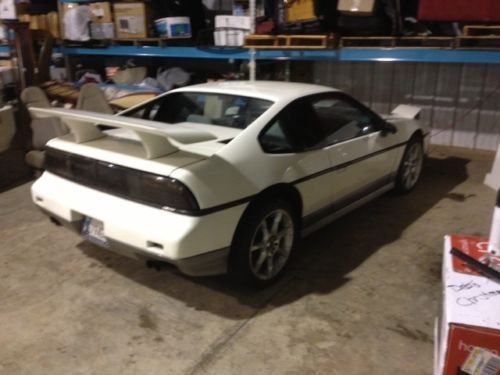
[{"left": 310, "top": 61, "right": 500, "bottom": 151}]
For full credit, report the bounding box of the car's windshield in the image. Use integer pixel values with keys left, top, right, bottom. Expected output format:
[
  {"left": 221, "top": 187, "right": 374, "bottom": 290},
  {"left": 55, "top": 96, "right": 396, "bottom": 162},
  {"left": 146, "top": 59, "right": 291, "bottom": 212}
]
[{"left": 124, "top": 92, "right": 274, "bottom": 129}]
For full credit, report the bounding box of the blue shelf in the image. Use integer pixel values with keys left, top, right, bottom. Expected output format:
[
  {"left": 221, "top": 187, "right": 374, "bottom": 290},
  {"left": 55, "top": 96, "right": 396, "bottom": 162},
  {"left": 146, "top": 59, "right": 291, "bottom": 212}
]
[
  {"left": 259, "top": 48, "right": 500, "bottom": 64},
  {"left": 61, "top": 46, "right": 250, "bottom": 60},
  {"left": 0, "top": 45, "right": 10, "bottom": 57},
  {"left": 60, "top": 46, "right": 500, "bottom": 64}
]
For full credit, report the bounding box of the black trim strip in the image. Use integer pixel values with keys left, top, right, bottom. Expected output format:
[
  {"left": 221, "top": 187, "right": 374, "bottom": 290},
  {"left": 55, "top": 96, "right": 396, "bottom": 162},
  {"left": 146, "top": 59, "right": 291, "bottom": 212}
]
[
  {"left": 292, "top": 140, "right": 407, "bottom": 185},
  {"left": 180, "top": 195, "right": 255, "bottom": 216},
  {"left": 302, "top": 174, "right": 393, "bottom": 227},
  {"left": 195, "top": 141, "right": 406, "bottom": 216},
  {"left": 497, "top": 189, "right": 500, "bottom": 208}
]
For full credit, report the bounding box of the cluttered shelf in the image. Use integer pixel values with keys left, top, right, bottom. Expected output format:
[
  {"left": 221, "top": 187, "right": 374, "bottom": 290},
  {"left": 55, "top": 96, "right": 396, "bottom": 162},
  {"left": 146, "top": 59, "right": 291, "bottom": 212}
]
[
  {"left": 9, "top": 0, "right": 499, "bottom": 66},
  {"left": 59, "top": 45, "right": 500, "bottom": 64}
]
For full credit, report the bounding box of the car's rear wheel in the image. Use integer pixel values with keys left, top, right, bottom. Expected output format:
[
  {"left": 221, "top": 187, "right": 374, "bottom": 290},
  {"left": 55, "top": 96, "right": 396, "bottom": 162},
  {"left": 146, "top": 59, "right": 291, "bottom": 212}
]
[
  {"left": 229, "top": 200, "right": 297, "bottom": 286},
  {"left": 395, "top": 137, "right": 424, "bottom": 193}
]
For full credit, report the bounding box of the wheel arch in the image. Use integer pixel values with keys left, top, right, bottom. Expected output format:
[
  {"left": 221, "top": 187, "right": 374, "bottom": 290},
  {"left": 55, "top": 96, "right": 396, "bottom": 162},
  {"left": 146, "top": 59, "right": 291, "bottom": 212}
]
[
  {"left": 228, "top": 183, "right": 303, "bottom": 284},
  {"left": 231, "top": 183, "right": 303, "bottom": 246},
  {"left": 250, "top": 183, "right": 303, "bottom": 221}
]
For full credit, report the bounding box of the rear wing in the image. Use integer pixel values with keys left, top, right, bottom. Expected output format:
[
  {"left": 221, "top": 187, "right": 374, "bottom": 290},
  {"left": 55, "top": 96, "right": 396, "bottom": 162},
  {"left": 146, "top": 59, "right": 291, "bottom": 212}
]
[{"left": 29, "top": 107, "right": 217, "bottom": 159}]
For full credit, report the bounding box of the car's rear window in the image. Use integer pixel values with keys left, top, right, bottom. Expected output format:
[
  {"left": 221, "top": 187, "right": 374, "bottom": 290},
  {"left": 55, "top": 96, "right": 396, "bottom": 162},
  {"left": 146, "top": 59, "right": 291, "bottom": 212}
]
[{"left": 124, "top": 92, "right": 273, "bottom": 129}]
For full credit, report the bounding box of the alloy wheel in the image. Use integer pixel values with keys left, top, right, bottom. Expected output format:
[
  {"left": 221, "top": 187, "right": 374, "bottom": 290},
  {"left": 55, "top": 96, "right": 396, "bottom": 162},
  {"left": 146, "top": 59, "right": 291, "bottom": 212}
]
[
  {"left": 249, "top": 209, "right": 294, "bottom": 280},
  {"left": 402, "top": 142, "right": 423, "bottom": 190}
]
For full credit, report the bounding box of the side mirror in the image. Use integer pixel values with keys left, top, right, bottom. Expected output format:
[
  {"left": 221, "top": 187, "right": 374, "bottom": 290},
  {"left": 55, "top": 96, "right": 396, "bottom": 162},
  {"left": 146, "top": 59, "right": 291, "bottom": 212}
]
[{"left": 380, "top": 121, "right": 397, "bottom": 136}]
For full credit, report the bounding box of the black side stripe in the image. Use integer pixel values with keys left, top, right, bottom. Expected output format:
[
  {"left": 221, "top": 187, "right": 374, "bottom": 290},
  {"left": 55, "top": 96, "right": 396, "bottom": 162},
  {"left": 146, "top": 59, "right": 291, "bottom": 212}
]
[
  {"left": 186, "top": 195, "right": 255, "bottom": 216},
  {"left": 292, "top": 140, "right": 407, "bottom": 185},
  {"left": 193, "top": 140, "right": 407, "bottom": 216}
]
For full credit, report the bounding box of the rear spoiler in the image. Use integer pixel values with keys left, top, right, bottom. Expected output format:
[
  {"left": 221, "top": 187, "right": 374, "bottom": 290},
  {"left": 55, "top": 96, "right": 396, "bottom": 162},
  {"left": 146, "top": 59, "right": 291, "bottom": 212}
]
[
  {"left": 29, "top": 107, "right": 217, "bottom": 159},
  {"left": 390, "top": 104, "right": 421, "bottom": 119}
]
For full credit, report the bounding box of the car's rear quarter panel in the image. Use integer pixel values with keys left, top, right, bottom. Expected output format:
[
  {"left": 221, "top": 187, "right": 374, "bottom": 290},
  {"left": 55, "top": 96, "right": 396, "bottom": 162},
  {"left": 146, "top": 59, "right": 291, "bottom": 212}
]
[{"left": 32, "top": 172, "right": 246, "bottom": 260}]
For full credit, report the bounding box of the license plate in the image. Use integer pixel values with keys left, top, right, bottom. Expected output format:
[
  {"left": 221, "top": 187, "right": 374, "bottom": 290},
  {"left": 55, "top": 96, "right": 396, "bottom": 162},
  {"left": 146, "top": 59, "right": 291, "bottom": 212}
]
[{"left": 82, "top": 217, "right": 109, "bottom": 248}]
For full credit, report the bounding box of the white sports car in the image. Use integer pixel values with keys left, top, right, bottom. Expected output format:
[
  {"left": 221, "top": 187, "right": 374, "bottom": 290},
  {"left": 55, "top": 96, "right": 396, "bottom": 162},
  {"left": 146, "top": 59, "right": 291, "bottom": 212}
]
[{"left": 30, "top": 81, "right": 428, "bottom": 285}]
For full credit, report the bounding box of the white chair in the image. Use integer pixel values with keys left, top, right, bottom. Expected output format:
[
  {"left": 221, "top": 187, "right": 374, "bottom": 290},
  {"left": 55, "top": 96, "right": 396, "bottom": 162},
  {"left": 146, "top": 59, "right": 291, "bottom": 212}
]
[
  {"left": 21, "top": 86, "right": 68, "bottom": 169},
  {"left": 76, "top": 83, "right": 113, "bottom": 114}
]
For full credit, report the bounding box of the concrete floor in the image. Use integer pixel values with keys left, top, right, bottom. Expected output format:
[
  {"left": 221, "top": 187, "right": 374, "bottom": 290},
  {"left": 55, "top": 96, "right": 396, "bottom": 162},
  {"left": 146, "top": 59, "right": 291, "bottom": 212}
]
[{"left": 0, "top": 146, "right": 496, "bottom": 375}]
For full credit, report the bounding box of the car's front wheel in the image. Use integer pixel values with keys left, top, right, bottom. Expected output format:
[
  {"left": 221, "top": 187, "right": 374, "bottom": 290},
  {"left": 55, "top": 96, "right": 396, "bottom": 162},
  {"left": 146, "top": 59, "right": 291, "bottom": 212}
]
[
  {"left": 229, "top": 200, "right": 297, "bottom": 286},
  {"left": 395, "top": 136, "right": 424, "bottom": 193}
]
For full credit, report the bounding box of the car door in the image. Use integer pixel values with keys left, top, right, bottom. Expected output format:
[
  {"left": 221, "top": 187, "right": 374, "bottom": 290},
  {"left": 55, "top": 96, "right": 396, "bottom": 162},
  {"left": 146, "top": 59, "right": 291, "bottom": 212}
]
[
  {"left": 307, "top": 93, "right": 400, "bottom": 202},
  {"left": 259, "top": 98, "right": 337, "bottom": 217}
]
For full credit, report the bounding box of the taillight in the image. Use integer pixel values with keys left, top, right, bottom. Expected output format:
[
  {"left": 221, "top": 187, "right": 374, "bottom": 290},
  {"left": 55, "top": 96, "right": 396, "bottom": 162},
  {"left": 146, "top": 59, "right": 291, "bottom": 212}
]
[
  {"left": 45, "top": 147, "right": 199, "bottom": 213},
  {"left": 45, "top": 148, "right": 71, "bottom": 179},
  {"left": 139, "top": 174, "right": 199, "bottom": 212}
]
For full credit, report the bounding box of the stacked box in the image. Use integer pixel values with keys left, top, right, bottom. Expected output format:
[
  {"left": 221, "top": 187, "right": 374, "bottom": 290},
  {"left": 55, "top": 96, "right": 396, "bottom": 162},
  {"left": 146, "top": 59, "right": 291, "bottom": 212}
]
[
  {"left": 214, "top": 15, "right": 251, "bottom": 47},
  {"left": 113, "top": 2, "right": 149, "bottom": 39},
  {"left": 286, "top": 0, "right": 316, "bottom": 22},
  {"left": 61, "top": 2, "right": 114, "bottom": 40},
  {"left": 154, "top": 17, "right": 191, "bottom": 38}
]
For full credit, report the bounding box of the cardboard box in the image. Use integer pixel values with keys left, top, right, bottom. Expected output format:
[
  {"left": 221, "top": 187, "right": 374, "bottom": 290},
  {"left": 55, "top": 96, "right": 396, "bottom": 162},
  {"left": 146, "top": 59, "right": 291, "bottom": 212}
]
[
  {"left": 90, "top": 22, "right": 114, "bottom": 39},
  {"left": 113, "top": 2, "right": 148, "bottom": 39},
  {"left": 286, "top": 0, "right": 316, "bottom": 22},
  {"left": 90, "top": 2, "right": 112, "bottom": 24},
  {"left": 17, "top": 12, "right": 59, "bottom": 38},
  {"left": 337, "top": 0, "right": 376, "bottom": 15},
  {"left": 435, "top": 235, "right": 500, "bottom": 375},
  {"left": 29, "top": 14, "right": 47, "bottom": 30},
  {"left": 47, "top": 11, "right": 60, "bottom": 39},
  {"left": 154, "top": 17, "right": 191, "bottom": 38}
]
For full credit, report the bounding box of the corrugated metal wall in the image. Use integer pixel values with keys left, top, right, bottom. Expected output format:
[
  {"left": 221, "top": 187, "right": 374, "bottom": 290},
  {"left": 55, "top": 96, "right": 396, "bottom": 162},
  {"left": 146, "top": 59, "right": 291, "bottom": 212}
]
[{"left": 312, "top": 62, "right": 500, "bottom": 151}]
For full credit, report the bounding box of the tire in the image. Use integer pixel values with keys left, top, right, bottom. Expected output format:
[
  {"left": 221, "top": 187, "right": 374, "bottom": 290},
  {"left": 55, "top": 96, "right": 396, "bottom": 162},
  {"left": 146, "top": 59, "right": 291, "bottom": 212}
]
[
  {"left": 395, "top": 137, "right": 424, "bottom": 193},
  {"left": 229, "top": 200, "right": 298, "bottom": 287}
]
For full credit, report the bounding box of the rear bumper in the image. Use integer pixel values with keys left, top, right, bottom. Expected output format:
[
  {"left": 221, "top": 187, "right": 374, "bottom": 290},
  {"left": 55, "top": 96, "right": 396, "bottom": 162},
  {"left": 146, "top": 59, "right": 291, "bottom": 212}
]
[{"left": 32, "top": 172, "right": 246, "bottom": 276}]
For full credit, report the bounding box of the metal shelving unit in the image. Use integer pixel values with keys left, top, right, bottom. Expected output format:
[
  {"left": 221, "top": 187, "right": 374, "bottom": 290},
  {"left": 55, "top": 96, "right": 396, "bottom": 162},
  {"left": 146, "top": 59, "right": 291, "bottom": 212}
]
[{"left": 54, "top": 0, "right": 500, "bottom": 65}]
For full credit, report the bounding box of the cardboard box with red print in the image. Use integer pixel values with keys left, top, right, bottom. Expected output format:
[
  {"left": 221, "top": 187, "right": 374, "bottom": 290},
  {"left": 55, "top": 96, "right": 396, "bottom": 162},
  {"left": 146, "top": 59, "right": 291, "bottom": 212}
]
[{"left": 435, "top": 235, "right": 500, "bottom": 375}]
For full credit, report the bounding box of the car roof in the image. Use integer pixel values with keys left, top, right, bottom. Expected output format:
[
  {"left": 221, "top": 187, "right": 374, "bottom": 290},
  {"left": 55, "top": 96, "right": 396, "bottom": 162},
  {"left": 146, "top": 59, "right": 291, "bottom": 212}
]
[{"left": 172, "top": 80, "right": 339, "bottom": 103}]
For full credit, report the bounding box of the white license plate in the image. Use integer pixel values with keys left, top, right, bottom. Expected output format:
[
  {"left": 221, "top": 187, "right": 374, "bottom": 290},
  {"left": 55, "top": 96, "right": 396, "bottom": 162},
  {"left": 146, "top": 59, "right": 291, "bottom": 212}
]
[{"left": 82, "top": 217, "right": 109, "bottom": 247}]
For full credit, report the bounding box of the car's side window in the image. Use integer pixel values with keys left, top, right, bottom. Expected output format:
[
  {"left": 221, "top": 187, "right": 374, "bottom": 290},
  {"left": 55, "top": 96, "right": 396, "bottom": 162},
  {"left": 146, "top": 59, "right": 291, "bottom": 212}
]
[
  {"left": 260, "top": 119, "right": 294, "bottom": 153},
  {"left": 259, "top": 99, "right": 320, "bottom": 153},
  {"left": 121, "top": 100, "right": 157, "bottom": 120},
  {"left": 309, "top": 95, "right": 377, "bottom": 146},
  {"left": 122, "top": 93, "right": 273, "bottom": 129}
]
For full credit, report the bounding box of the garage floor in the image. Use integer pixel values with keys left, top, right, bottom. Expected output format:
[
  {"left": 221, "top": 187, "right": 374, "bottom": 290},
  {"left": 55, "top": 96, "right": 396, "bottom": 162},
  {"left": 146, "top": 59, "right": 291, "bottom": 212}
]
[{"left": 0, "top": 146, "right": 496, "bottom": 375}]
